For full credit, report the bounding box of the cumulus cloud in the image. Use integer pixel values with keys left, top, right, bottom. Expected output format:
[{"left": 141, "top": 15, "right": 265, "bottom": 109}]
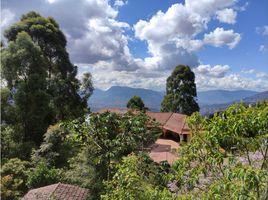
[
  {"left": 1, "top": 9, "right": 15, "bottom": 34},
  {"left": 134, "top": 4, "right": 205, "bottom": 41},
  {"left": 203, "top": 28, "right": 241, "bottom": 49},
  {"left": 185, "top": 0, "right": 234, "bottom": 17},
  {"left": 195, "top": 67, "right": 268, "bottom": 91},
  {"left": 256, "top": 25, "right": 268, "bottom": 36},
  {"left": 264, "top": 26, "right": 268, "bottom": 35},
  {"left": 216, "top": 8, "right": 237, "bottom": 24},
  {"left": 2, "top": 0, "right": 252, "bottom": 91},
  {"left": 134, "top": 0, "right": 241, "bottom": 71},
  {"left": 114, "top": 0, "right": 127, "bottom": 7},
  {"left": 194, "top": 64, "right": 268, "bottom": 91},
  {"left": 77, "top": 65, "right": 168, "bottom": 90},
  {"left": 194, "top": 64, "right": 230, "bottom": 78},
  {"left": 259, "top": 45, "right": 267, "bottom": 53},
  {"left": 241, "top": 69, "right": 255, "bottom": 74},
  {"left": 242, "top": 69, "right": 268, "bottom": 79}
]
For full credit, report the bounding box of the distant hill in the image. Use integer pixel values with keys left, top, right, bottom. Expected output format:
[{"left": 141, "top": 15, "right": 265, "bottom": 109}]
[
  {"left": 242, "top": 91, "right": 268, "bottom": 103},
  {"left": 88, "top": 86, "right": 266, "bottom": 113},
  {"left": 197, "top": 90, "right": 258, "bottom": 105},
  {"left": 200, "top": 90, "right": 268, "bottom": 115},
  {"left": 89, "top": 86, "right": 164, "bottom": 111}
]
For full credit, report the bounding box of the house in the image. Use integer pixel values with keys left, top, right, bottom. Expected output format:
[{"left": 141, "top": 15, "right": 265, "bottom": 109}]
[
  {"left": 98, "top": 108, "right": 190, "bottom": 143},
  {"left": 23, "top": 183, "right": 89, "bottom": 200}
]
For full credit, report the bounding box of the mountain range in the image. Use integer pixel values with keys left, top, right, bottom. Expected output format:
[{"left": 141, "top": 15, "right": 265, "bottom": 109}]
[{"left": 88, "top": 86, "right": 268, "bottom": 115}]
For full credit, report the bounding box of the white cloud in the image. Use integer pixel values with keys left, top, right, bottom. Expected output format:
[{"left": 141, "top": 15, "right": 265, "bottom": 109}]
[
  {"left": 134, "top": 0, "right": 241, "bottom": 71},
  {"left": 242, "top": 69, "right": 255, "bottom": 74},
  {"left": 242, "top": 69, "right": 268, "bottom": 79},
  {"left": 46, "top": 0, "right": 58, "bottom": 3},
  {"left": 77, "top": 66, "right": 168, "bottom": 91},
  {"left": 2, "top": 0, "right": 248, "bottom": 91},
  {"left": 256, "top": 72, "right": 268, "bottom": 79},
  {"left": 216, "top": 8, "right": 237, "bottom": 24},
  {"left": 184, "top": 0, "right": 234, "bottom": 19},
  {"left": 256, "top": 25, "right": 268, "bottom": 36},
  {"left": 236, "top": 2, "right": 249, "bottom": 12},
  {"left": 259, "top": 45, "right": 267, "bottom": 53},
  {"left": 194, "top": 64, "right": 230, "bottom": 78},
  {"left": 134, "top": 4, "right": 205, "bottom": 41},
  {"left": 114, "top": 0, "right": 127, "bottom": 7},
  {"left": 264, "top": 26, "right": 268, "bottom": 35},
  {"left": 195, "top": 69, "right": 268, "bottom": 91},
  {"left": 1, "top": 9, "right": 15, "bottom": 34},
  {"left": 203, "top": 27, "right": 241, "bottom": 49}
]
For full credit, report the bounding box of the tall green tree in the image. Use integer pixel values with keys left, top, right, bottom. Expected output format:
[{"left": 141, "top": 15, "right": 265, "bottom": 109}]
[
  {"left": 161, "top": 65, "right": 199, "bottom": 115},
  {"left": 80, "top": 72, "right": 94, "bottom": 111},
  {"left": 2, "top": 32, "right": 51, "bottom": 144},
  {"left": 4, "top": 11, "right": 92, "bottom": 121},
  {"left": 127, "top": 95, "right": 147, "bottom": 111}
]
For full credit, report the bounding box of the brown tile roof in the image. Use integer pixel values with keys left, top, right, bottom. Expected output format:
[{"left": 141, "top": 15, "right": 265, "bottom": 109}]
[
  {"left": 146, "top": 112, "right": 173, "bottom": 125},
  {"left": 163, "top": 113, "right": 188, "bottom": 134},
  {"left": 98, "top": 108, "right": 128, "bottom": 114},
  {"left": 98, "top": 108, "right": 190, "bottom": 135},
  {"left": 23, "top": 183, "right": 89, "bottom": 200}
]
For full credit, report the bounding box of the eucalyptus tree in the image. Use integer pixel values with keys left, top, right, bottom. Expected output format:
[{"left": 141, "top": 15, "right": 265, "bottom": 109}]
[
  {"left": 4, "top": 11, "right": 92, "bottom": 121},
  {"left": 1, "top": 32, "right": 51, "bottom": 144},
  {"left": 161, "top": 65, "right": 199, "bottom": 115}
]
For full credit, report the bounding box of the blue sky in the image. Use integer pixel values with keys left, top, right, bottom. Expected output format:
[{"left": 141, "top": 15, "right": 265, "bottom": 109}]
[{"left": 1, "top": 0, "right": 268, "bottom": 91}]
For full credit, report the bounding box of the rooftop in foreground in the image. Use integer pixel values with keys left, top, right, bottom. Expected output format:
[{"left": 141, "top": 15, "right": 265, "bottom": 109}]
[{"left": 23, "top": 183, "right": 89, "bottom": 200}]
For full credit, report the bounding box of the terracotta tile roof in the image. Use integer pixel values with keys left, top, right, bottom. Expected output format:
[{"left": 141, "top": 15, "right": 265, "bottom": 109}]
[
  {"left": 146, "top": 112, "right": 173, "bottom": 125},
  {"left": 163, "top": 113, "right": 188, "bottom": 134},
  {"left": 98, "top": 108, "right": 128, "bottom": 114},
  {"left": 98, "top": 108, "right": 190, "bottom": 135},
  {"left": 23, "top": 183, "right": 89, "bottom": 200}
]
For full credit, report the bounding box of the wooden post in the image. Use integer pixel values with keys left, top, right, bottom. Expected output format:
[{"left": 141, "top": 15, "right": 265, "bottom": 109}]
[
  {"left": 179, "top": 134, "right": 183, "bottom": 143},
  {"left": 163, "top": 128, "right": 167, "bottom": 138}
]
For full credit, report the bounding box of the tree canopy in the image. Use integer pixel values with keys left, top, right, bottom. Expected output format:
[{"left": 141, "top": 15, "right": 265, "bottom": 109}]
[
  {"left": 1, "top": 11, "right": 93, "bottom": 147},
  {"left": 3, "top": 11, "right": 93, "bottom": 122},
  {"left": 127, "top": 95, "right": 147, "bottom": 111},
  {"left": 2, "top": 31, "right": 51, "bottom": 144},
  {"left": 65, "top": 111, "right": 161, "bottom": 198},
  {"left": 161, "top": 65, "right": 199, "bottom": 115}
]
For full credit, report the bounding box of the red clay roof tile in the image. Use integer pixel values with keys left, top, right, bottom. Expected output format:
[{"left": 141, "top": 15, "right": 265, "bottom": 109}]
[{"left": 23, "top": 183, "right": 89, "bottom": 200}]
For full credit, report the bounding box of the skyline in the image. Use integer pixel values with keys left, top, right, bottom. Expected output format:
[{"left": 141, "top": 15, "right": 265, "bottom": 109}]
[{"left": 1, "top": 0, "right": 268, "bottom": 91}]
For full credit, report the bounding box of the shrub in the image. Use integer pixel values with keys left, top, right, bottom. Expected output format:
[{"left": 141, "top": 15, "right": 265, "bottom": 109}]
[
  {"left": 1, "top": 158, "right": 30, "bottom": 199},
  {"left": 26, "top": 161, "right": 63, "bottom": 189}
]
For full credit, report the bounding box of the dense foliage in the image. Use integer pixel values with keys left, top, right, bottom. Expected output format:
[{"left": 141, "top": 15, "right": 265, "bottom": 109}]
[
  {"left": 171, "top": 102, "right": 268, "bottom": 199},
  {"left": 161, "top": 65, "right": 199, "bottom": 115},
  {"left": 31, "top": 124, "right": 78, "bottom": 168},
  {"left": 65, "top": 111, "right": 161, "bottom": 198},
  {"left": 101, "top": 153, "right": 175, "bottom": 200},
  {"left": 26, "top": 162, "right": 63, "bottom": 189},
  {"left": 98, "top": 102, "right": 268, "bottom": 200},
  {"left": 1, "top": 158, "right": 30, "bottom": 200},
  {"left": 127, "top": 95, "right": 147, "bottom": 111},
  {"left": 0, "top": 12, "right": 93, "bottom": 199},
  {"left": 2, "top": 32, "right": 51, "bottom": 144},
  {"left": 1, "top": 11, "right": 93, "bottom": 149}
]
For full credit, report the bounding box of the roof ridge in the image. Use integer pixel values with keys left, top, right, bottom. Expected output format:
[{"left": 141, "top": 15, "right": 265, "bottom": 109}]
[
  {"left": 163, "top": 112, "right": 174, "bottom": 126},
  {"left": 50, "top": 182, "right": 61, "bottom": 198}
]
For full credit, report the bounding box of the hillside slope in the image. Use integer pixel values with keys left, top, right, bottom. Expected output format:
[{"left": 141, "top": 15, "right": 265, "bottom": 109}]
[{"left": 88, "top": 86, "right": 264, "bottom": 113}]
